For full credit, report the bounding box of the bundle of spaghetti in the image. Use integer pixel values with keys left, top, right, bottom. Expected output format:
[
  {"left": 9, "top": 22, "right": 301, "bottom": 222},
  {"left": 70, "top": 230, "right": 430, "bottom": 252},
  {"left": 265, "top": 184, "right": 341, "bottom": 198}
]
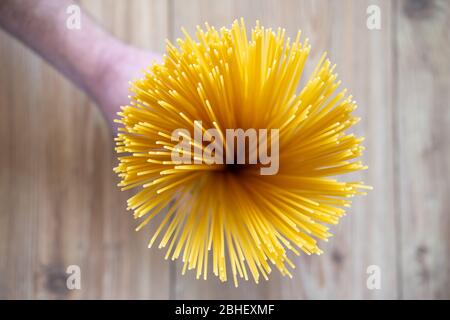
[{"left": 114, "top": 19, "right": 371, "bottom": 286}]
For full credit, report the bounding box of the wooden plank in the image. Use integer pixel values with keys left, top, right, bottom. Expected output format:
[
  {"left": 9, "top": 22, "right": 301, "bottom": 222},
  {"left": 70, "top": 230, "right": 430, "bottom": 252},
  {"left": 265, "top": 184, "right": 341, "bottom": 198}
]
[
  {"left": 0, "top": 37, "right": 42, "bottom": 299},
  {"left": 395, "top": 0, "right": 450, "bottom": 299},
  {"left": 169, "top": 0, "right": 398, "bottom": 299},
  {"left": 0, "top": 0, "right": 170, "bottom": 299}
]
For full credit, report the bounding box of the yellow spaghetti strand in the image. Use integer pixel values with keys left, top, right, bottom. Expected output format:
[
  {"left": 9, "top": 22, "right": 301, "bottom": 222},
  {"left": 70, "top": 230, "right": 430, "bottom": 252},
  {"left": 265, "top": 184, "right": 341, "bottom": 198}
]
[{"left": 114, "top": 19, "right": 370, "bottom": 286}]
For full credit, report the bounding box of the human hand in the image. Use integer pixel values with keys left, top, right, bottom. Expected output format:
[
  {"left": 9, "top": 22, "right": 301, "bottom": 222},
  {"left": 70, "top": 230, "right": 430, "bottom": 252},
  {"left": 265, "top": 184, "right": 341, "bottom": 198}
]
[
  {"left": 87, "top": 43, "right": 162, "bottom": 131},
  {"left": 0, "top": 0, "right": 162, "bottom": 133}
]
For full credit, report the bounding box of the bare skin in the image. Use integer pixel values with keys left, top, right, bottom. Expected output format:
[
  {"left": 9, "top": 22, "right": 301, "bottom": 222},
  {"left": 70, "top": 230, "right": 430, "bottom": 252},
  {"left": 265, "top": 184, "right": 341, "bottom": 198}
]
[{"left": 0, "top": 0, "right": 161, "bottom": 131}]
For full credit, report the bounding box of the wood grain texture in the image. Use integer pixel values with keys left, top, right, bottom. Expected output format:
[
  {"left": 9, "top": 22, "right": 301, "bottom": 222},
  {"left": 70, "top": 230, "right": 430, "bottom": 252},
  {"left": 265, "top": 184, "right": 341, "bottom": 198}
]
[
  {"left": 0, "top": 0, "right": 170, "bottom": 299},
  {"left": 0, "top": 0, "right": 448, "bottom": 299},
  {"left": 395, "top": 0, "right": 450, "bottom": 299}
]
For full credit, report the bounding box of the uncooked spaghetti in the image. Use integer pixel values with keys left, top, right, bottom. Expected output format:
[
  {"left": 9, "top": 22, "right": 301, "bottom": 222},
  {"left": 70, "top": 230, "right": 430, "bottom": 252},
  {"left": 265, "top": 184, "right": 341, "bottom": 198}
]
[{"left": 114, "top": 19, "right": 370, "bottom": 286}]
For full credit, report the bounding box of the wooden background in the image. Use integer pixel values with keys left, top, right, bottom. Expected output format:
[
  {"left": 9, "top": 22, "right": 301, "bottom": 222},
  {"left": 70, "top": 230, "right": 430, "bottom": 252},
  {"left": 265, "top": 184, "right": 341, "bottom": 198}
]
[{"left": 0, "top": 0, "right": 449, "bottom": 299}]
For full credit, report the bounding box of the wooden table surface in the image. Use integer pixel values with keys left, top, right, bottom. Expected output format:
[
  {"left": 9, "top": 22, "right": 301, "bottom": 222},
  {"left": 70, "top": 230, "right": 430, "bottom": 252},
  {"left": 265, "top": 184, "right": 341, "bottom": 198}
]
[{"left": 1, "top": 0, "right": 449, "bottom": 299}]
